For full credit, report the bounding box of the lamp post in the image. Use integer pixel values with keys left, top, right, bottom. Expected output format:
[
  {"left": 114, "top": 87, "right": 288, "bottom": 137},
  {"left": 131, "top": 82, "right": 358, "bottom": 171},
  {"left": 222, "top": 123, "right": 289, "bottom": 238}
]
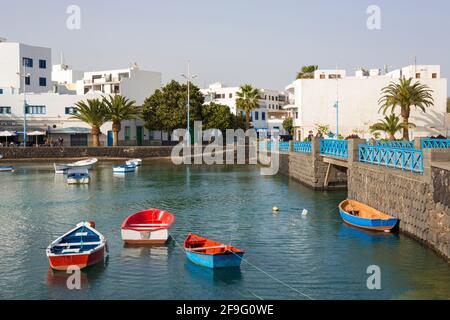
[
  {"left": 17, "top": 67, "right": 31, "bottom": 147},
  {"left": 181, "top": 61, "right": 197, "bottom": 146}
]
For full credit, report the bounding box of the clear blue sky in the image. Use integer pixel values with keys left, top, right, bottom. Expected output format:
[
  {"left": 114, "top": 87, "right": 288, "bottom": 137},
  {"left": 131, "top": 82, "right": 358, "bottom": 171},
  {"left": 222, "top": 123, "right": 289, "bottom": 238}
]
[{"left": 1, "top": 0, "right": 448, "bottom": 91}]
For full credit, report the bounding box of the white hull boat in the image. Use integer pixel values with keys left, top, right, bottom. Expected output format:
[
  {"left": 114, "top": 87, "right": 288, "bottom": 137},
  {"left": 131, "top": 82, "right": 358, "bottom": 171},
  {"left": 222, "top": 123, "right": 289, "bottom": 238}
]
[
  {"left": 54, "top": 158, "right": 98, "bottom": 174},
  {"left": 113, "top": 164, "right": 136, "bottom": 173},
  {"left": 126, "top": 159, "right": 142, "bottom": 166}
]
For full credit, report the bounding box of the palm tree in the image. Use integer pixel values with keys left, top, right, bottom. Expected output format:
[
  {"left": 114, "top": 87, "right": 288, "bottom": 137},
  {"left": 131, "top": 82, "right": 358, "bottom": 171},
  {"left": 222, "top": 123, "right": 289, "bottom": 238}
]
[
  {"left": 378, "top": 77, "right": 434, "bottom": 140},
  {"left": 103, "top": 95, "right": 138, "bottom": 146},
  {"left": 370, "top": 113, "right": 415, "bottom": 141},
  {"left": 236, "top": 84, "right": 261, "bottom": 130},
  {"left": 72, "top": 99, "right": 108, "bottom": 147},
  {"left": 296, "top": 65, "right": 318, "bottom": 79}
]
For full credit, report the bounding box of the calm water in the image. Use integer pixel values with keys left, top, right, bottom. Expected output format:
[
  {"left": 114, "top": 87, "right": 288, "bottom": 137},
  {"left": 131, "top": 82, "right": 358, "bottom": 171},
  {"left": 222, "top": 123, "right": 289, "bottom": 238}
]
[{"left": 0, "top": 160, "right": 449, "bottom": 300}]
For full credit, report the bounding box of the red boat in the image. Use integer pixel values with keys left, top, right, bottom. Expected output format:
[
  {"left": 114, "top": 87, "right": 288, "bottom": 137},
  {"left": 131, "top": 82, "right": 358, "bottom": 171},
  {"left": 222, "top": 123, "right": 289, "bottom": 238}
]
[
  {"left": 46, "top": 221, "right": 108, "bottom": 271},
  {"left": 121, "top": 209, "right": 175, "bottom": 244}
]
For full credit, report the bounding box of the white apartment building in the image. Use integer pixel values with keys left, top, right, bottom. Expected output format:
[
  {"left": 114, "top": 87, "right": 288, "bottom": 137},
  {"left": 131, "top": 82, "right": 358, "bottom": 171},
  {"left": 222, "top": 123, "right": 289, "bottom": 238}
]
[
  {"left": 0, "top": 38, "right": 52, "bottom": 94},
  {"left": 0, "top": 39, "right": 162, "bottom": 146},
  {"left": 201, "top": 82, "right": 290, "bottom": 135},
  {"left": 285, "top": 65, "right": 448, "bottom": 141}
]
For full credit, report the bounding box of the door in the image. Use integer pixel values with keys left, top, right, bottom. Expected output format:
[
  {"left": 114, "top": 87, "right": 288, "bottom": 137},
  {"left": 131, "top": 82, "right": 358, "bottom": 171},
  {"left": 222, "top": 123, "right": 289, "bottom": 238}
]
[
  {"left": 107, "top": 131, "right": 113, "bottom": 147},
  {"left": 136, "top": 126, "right": 143, "bottom": 146},
  {"left": 70, "top": 134, "right": 88, "bottom": 146}
]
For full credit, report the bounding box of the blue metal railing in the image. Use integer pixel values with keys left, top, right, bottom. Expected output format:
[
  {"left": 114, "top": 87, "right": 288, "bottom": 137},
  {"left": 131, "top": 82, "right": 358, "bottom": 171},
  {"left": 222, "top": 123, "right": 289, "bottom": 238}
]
[
  {"left": 375, "top": 140, "right": 415, "bottom": 149},
  {"left": 359, "top": 144, "right": 423, "bottom": 174},
  {"left": 293, "top": 141, "right": 312, "bottom": 153},
  {"left": 421, "top": 138, "right": 450, "bottom": 149},
  {"left": 279, "top": 142, "right": 290, "bottom": 152},
  {"left": 320, "top": 139, "right": 348, "bottom": 159}
]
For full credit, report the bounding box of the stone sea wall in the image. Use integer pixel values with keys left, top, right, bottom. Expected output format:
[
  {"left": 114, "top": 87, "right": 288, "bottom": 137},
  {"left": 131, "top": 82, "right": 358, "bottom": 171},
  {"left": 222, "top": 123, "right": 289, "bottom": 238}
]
[{"left": 0, "top": 146, "right": 174, "bottom": 159}]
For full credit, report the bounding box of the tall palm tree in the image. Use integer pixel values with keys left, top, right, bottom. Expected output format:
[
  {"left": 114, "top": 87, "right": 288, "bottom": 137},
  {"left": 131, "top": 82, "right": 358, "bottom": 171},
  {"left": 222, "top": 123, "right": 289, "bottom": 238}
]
[
  {"left": 378, "top": 77, "right": 434, "bottom": 140},
  {"left": 103, "top": 95, "right": 138, "bottom": 146},
  {"left": 296, "top": 65, "right": 318, "bottom": 79},
  {"left": 72, "top": 99, "right": 108, "bottom": 147},
  {"left": 235, "top": 84, "right": 261, "bottom": 130},
  {"left": 370, "top": 113, "right": 415, "bottom": 141}
]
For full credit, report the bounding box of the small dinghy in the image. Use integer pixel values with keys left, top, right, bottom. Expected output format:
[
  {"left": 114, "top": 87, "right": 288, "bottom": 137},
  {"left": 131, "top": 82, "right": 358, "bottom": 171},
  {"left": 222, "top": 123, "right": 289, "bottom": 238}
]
[
  {"left": 54, "top": 158, "right": 98, "bottom": 174},
  {"left": 113, "top": 164, "right": 136, "bottom": 173},
  {"left": 67, "top": 168, "right": 90, "bottom": 185},
  {"left": 339, "top": 199, "right": 398, "bottom": 232},
  {"left": 126, "top": 159, "right": 142, "bottom": 167},
  {"left": 0, "top": 165, "right": 15, "bottom": 172},
  {"left": 184, "top": 233, "right": 244, "bottom": 268},
  {"left": 46, "top": 221, "right": 108, "bottom": 271},
  {"left": 121, "top": 209, "right": 175, "bottom": 244}
]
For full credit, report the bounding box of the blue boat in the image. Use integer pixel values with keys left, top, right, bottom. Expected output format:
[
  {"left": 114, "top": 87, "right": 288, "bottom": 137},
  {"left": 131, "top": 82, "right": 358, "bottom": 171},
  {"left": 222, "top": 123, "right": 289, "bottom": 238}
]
[
  {"left": 339, "top": 200, "right": 398, "bottom": 232},
  {"left": 67, "top": 168, "right": 90, "bottom": 184},
  {"left": 184, "top": 233, "right": 244, "bottom": 268},
  {"left": 0, "top": 166, "right": 15, "bottom": 172}
]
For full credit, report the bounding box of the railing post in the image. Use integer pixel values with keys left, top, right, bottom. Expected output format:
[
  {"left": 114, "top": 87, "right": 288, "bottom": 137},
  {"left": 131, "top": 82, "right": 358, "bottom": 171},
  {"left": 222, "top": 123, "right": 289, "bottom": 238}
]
[
  {"left": 311, "top": 137, "right": 321, "bottom": 160},
  {"left": 422, "top": 148, "right": 432, "bottom": 182},
  {"left": 289, "top": 140, "right": 294, "bottom": 152},
  {"left": 414, "top": 137, "right": 423, "bottom": 150},
  {"left": 347, "top": 138, "right": 366, "bottom": 164}
]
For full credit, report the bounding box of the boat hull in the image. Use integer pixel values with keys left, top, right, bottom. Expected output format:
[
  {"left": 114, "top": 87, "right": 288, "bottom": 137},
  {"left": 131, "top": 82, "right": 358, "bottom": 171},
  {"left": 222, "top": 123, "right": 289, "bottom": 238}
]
[
  {"left": 186, "top": 251, "right": 244, "bottom": 268},
  {"left": 339, "top": 200, "right": 398, "bottom": 231},
  {"left": 121, "top": 228, "right": 169, "bottom": 244},
  {"left": 113, "top": 166, "right": 136, "bottom": 173},
  {"left": 0, "top": 166, "right": 14, "bottom": 172},
  {"left": 67, "top": 177, "right": 90, "bottom": 184},
  {"left": 54, "top": 164, "right": 93, "bottom": 174},
  {"left": 48, "top": 245, "right": 106, "bottom": 271}
]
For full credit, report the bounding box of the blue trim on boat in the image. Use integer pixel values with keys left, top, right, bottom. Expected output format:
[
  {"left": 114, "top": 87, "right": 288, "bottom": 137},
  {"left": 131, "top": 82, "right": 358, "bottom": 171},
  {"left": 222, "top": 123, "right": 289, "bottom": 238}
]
[
  {"left": 50, "top": 225, "right": 101, "bottom": 255},
  {"left": 186, "top": 251, "right": 244, "bottom": 268},
  {"left": 339, "top": 208, "right": 398, "bottom": 230}
]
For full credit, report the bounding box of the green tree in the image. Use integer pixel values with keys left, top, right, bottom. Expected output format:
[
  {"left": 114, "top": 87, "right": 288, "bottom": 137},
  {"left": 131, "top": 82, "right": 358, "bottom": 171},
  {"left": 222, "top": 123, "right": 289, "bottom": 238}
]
[
  {"left": 296, "top": 65, "right": 318, "bottom": 79},
  {"left": 378, "top": 77, "right": 434, "bottom": 140},
  {"left": 370, "top": 113, "right": 415, "bottom": 141},
  {"left": 202, "top": 103, "right": 236, "bottom": 132},
  {"left": 142, "top": 80, "right": 204, "bottom": 141},
  {"left": 103, "top": 95, "right": 139, "bottom": 146},
  {"left": 235, "top": 84, "right": 261, "bottom": 130},
  {"left": 71, "top": 98, "right": 108, "bottom": 147},
  {"left": 315, "top": 123, "right": 330, "bottom": 136},
  {"left": 282, "top": 117, "right": 294, "bottom": 136}
]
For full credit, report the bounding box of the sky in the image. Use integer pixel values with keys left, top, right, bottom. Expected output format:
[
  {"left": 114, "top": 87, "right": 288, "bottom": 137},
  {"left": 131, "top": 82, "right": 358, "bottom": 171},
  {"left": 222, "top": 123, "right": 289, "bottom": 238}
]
[{"left": 0, "top": 0, "right": 449, "bottom": 91}]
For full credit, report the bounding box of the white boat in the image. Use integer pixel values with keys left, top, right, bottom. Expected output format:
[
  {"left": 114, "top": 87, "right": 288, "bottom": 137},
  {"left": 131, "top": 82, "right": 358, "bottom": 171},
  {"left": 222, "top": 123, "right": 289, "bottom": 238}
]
[
  {"left": 67, "top": 168, "right": 90, "bottom": 185},
  {"left": 54, "top": 158, "right": 98, "bottom": 174},
  {"left": 113, "top": 164, "right": 136, "bottom": 173},
  {"left": 126, "top": 159, "right": 142, "bottom": 167}
]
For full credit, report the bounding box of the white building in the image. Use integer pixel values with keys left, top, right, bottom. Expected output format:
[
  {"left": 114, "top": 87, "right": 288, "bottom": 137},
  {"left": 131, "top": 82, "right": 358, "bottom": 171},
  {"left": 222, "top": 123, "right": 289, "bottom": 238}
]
[
  {"left": 0, "top": 40, "right": 162, "bottom": 146},
  {"left": 201, "top": 82, "right": 290, "bottom": 135},
  {"left": 285, "top": 65, "right": 448, "bottom": 141},
  {"left": 0, "top": 38, "right": 52, "bottom": 94}
]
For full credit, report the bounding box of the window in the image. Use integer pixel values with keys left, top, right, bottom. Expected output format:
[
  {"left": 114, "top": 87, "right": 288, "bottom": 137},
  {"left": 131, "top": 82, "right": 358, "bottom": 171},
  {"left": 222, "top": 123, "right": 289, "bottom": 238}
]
[
  {"left": 222, "top": 94, "right": 225, "bottom": 99},
  {"left": 25, "top": 105, "right": 46, "bottom": 114},
  {"left": 229, "top": 93, "right": 233, "bottom": 99},
  {"left": 320, "top": 74, "right": 326, "bottom": 79},
  {"left": 65, "top": 107, "right": 77, "bottom": 115},
  {"left": 416, "top": 73, "right": 421, "bottom": 79},
  {"left": 432, "top": 73, "right": 437, "bottom": 79},
  {"left": 261, "top": 112, "right": 265, "bottom": 121},
  {"left": 39, "top": 77, "right": 47, "bottom": 87},
  {"left": 124, "top": 126, "right": 131, "bottom": 141},
  {"left": 22, "top": 57, "right": 33, "bottom": 68},
  {"left": 0, "top": 106, "right": 12, "bottom": 114},
  {"left": 0, "top": 89, "right": 3, "bottom": 94},
  {"left": 254, "top": 111, "right": 259, "bottom": 120},
  {"left": 39, "top": 60, "right": 47, "bottom": 69},
  {"left": 25, "top": 76, "right": 31, "bottom": 85}
]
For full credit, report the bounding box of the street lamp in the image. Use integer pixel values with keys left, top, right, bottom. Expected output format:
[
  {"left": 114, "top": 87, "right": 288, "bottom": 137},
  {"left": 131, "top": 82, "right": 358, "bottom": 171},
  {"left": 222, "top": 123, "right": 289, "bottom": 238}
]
[
  {"left": 181, "top": 60, "right": 197, "bottom": 146},
  {"left": 17, "top": 68, "right": 31, "bottom": 147}
]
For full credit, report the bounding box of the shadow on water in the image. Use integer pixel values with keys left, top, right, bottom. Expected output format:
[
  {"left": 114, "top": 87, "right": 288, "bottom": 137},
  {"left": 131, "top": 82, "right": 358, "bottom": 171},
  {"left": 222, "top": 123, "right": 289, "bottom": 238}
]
[{"left": 338, "top": 223, "right": 399, "bottom": 244}]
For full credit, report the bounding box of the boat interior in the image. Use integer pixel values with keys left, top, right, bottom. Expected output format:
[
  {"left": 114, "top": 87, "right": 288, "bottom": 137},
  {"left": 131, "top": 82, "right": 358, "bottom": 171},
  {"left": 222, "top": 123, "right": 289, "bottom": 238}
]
[
  {"left": 185, "top": 234, "right": 243, "bottom": 255},
  {"left": 341, "top": 200, "right": 394, "bottom": 220},
  {"left": 50, "top": 227, "right": 101, "bottom": 254}
]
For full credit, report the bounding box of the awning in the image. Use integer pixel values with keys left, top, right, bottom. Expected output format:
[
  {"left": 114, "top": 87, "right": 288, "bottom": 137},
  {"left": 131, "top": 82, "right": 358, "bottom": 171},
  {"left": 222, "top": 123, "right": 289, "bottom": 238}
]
[
  {"left": 0, "top": 130, "right": 17, "bottom": 137},
  {"left": 27, "top": 131, "right": 47, "bottom": 136},
  {"left": 49, "top": 127, "right": 91, "bottom": 134}
]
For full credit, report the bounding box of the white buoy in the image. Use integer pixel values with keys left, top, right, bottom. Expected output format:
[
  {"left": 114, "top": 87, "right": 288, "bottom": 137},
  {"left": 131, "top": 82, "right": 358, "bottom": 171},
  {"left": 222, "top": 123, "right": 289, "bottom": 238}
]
[
  {"left": 272, "top": 206, "right": 279, "bottom": 213},
  {"left": 301, "top": 209, "right": 308, "bottom": 216}
]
